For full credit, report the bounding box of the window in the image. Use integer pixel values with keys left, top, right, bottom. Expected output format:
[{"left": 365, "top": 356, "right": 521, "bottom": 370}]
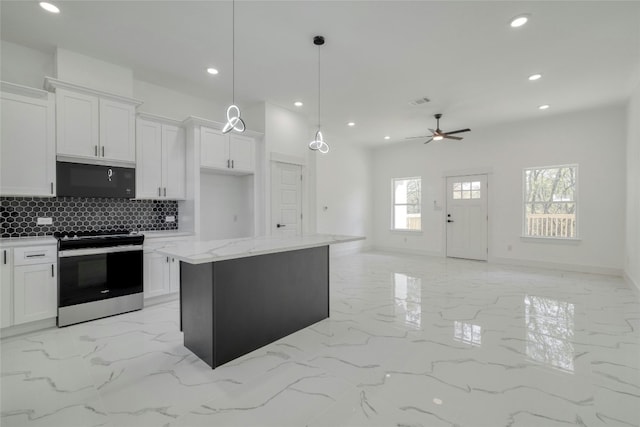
[
  {"left": 392, "top": 177, "right": 421, "bottom": 231},
  {"left": 524, "top": 165, "right": 577, "bottom": 238},
  {"left": 452, "top": 180, "right": 481, "bottom": 200}
]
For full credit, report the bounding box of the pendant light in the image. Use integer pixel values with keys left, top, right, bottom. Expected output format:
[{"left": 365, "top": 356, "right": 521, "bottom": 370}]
[
  {"left": 308, "top": 35, "right": 329, "bottom": 154},
  {"left": 222, "top": 0, "right": 245, "bottom": 134}
]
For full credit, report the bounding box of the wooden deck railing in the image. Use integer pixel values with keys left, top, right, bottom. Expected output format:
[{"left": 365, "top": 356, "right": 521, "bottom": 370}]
[{"left": 527, "top": 214, "right": 576, "bottom": 238}]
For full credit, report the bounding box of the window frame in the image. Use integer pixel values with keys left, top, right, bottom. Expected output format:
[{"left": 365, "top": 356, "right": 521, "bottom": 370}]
[
  {"left": 522, "top": 164, "right": 579, "bottom": 240},
  {"left": 391, "top": 176, "right": 422, "bottom": 232}
]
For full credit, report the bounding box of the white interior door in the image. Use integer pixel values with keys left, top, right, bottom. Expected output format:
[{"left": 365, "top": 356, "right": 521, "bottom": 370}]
[
  {"left": 271, "top": 162, "right": 302, "bottom": 236},
  {"left": 446, "top": 174, "right": 488, "bottom": 261}
]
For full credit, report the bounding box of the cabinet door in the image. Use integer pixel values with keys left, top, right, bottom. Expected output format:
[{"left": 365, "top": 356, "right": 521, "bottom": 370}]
[
  {"left": 0, "top": 92, "right": 55, "bottom": 197},
  {"left": 99, "top": 99, "right": 136, "bottom": 162},
  {"left": 229, "top": 134, "right": 254, "bottom": 173},
  {"left": 13, "top": 263, "right": 57, "bottom": 325},
  {"left": 200, "top": 127, "right": 229, "bottom": 170},
  {"left": 1, "top": 249, "right": 13, "bottom": 328},
  {"left": 135, "top": 119, "right": 163, "bottom": 199},
  {"left": 169, "top": 257, "right": 180, "bottom": 293},
  {"left": 56, "top": 88, "right": 100, "bottom": 159},
  {"left": 162, "top": 125, "right": 186, "bottom": 200},
  {"left": 143, "top": 252, "right": 170, "bottom": 298}
]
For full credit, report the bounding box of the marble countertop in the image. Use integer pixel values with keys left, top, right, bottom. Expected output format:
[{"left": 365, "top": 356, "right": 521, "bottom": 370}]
[
  {"left": 141, "top": 230, "right": 195, "bottom": 240},
  {"left": 0, "top": 236, "right": 57, "bottom": 247},
  {"left": 156, "top": 234, "right": 364, "bottom": 264}
]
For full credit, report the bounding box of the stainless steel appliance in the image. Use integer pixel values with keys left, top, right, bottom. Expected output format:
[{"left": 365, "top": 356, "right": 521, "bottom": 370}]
[
  {"left": 57, "top": 162, "right": 135, "bottom": 198},
  {"left": 56, "top": 230, "right": 144, "bottom": 327}
]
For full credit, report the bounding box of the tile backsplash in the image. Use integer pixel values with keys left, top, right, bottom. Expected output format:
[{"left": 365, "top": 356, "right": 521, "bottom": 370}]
[{"left": 0, "top": 197, "right": 179, "bottom": 238}]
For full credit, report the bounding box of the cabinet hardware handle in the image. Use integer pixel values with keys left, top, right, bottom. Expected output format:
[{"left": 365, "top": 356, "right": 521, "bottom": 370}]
[
  {"left": 158, "top": 187, "right": 161, "bottom": 197},
  {"left": 51, "top": 264, "right": 54, "bottom": 277},
  {"left": 3, "top": 250, "right": 6, "bottom": 265},
  {"left": 166, "top": 256, "right": 169, "bottom": 263},
  {"left": 227, "top": 159, "right": 230, "bottom": 168},
  {"left": 26, "top": 253, "right": 46, "bottom": 258},
  {"left": 164, "top": 188, "right": 167, "bottom": 197},
  {"left": 102, "top": 146, "right": 105, "bottom": 157},
  {"left": 95, "top": 145, "right": 98, "bottom": 156},
  {"left": 51, "top": 182, "right": 54, "bottom": 194},
  {"left": 276, "top": 224, "right": 286, "bottom": 228},
  {"left": 232, "top": 160, "right": 234, "bottom": 168}
]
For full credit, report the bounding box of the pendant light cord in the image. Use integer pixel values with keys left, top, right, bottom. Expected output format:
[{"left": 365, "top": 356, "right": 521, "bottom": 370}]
[
  {"left": 317, "top": 44, "right": 321, "bottom": 130},
  {"left": 232, "top": 0, "right": 235, "bottom": 105}
]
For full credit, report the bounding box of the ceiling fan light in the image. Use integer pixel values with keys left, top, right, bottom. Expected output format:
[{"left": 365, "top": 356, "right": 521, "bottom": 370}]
[{"left": 433, "top": 135, "right": 444, "bottom": 141}]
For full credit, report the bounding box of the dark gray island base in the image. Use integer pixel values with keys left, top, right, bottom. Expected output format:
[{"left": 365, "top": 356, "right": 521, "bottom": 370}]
[{"left": 180, "top": 246, "right": 329, "bottom": 368}]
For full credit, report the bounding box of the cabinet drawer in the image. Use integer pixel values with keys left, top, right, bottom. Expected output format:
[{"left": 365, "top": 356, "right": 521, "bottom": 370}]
[{"left": 13, "top": 246, "right": 57, "bottom": 266}]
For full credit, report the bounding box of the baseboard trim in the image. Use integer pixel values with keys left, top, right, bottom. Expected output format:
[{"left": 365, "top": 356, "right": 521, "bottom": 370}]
[
  {"left": 1, "top": 317, "right": 57, "bottom": 339},
  {"left": 490, "top": 256, "right": 623, "bottom": 276},
  {"left": 330, "top": 243, "right": 370, "bottom": 257},
  {"left": 372, "top": 245, "right": 443, "bottom": 258},
  {"left": 624, "top": 270, "right": 640, "bottom": 292},
  {"left": 144, "top": 292, "right": 179, "bottom": 307}
]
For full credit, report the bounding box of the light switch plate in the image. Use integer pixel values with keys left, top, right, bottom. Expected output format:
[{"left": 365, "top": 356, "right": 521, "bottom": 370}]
[
  {"left": 165, "top": 216, "right": 176, "bottom": 223},
  {"left": 37, "top": 217, "right": 53, "bottom": 225}
]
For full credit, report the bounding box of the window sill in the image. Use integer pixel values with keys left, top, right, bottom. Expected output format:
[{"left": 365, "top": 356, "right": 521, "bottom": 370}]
[
  {"left": 520, "top": 236, "right": 581, "bottom": 245},
  {"left": 390, "top": 229, "right": 423, "bottom": 234}
]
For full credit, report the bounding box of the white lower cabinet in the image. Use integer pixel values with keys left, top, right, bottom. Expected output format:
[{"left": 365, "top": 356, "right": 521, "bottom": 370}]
[
  {"left": 143, "top": 251, "right": 179, "bottom": 299},
  {"left": 13, "top": 263, "right": 57, "bottom": 325},
  {"left": 1, "top": 248, "right": 13, "bottom": 329}
]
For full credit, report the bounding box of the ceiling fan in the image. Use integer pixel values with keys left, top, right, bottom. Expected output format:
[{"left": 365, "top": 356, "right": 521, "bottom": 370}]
[{"left": 406, "top": 113, "right": 471, "bottom": 144}]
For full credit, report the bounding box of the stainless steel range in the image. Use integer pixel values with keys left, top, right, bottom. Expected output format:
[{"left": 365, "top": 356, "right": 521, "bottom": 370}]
[{"left": 56, "top": 230, "right": 144, "bottom": 327}]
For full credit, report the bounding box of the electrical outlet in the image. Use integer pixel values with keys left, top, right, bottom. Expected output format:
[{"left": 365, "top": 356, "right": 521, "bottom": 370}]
[
  {"left": 165, "top": 216, "right": 176, "bottom": 223},
  {"left": 37, "top": 217, "right": 53, "bottom": 225}
]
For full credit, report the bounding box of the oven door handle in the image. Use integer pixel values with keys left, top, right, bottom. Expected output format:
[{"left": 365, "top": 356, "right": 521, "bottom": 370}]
[{"left": 58, "top": 245, "right": 144, "bottom": 258}]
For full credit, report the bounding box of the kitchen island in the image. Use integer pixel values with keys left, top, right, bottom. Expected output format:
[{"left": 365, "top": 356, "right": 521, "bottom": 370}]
[{"left": 156, "top": 234, "right": 363, "bottom": 368}]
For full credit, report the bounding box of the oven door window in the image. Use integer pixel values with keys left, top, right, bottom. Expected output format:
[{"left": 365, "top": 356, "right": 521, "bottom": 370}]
[{"left": 59, "top": 251, "right": 143, "bottom": 307}]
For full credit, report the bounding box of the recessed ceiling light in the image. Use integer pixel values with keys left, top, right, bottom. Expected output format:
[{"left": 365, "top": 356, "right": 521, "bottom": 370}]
[
  {"left": 347, "top": 122, "right": 355, "bottom": 127},
  {"left": 206, "top": 68, "right": 219, "bottom": 75},
  {"left": 384, "top": 136, "right": 391, "bottom": 140},
  {"left": 39, "top": 2, "right": 60, "bottom": 13},
  {"left": 538, "top": 104, "right": 550, "bottom": 110},
  {"left": 294, "top": 101, "right": 303, "bottom": 107},
  {"left": 510, "top": 15, "right": 529, "bottom": 28},
  {"left": 528, "top": 73, "right": 542, "bottom": 81}
]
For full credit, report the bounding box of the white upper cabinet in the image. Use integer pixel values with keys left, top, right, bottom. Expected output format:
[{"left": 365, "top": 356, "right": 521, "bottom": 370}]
[
  {"left": 201, "top": 127, "right": 229, "bottom": 170},
  {"left": 135, "top": 114, "right": 185, "bottom": 200},
  {"left": 229, "top": 134, "right": 255, "bottom": 173},
  {"left": 45, "top": 77, "right": 142, "bottom": 165},
  {"left": 200, "top": 126, "right": 255, "bottom": 174},
  {"left": 0, "top": 82, "right": 56, "bottom": 197},
  {"left": 99, "top": 98, "right": 136, "bottom": 162}
]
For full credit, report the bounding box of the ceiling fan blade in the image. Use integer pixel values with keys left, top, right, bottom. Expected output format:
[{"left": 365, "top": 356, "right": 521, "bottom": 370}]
[
  {"left": 444, "top": 128, "right": 471, "bottom": 135},
  {"left": 424, "top": 138, "right": 434, "bottom": 144},
  {"left": 443, "top": 135, "right": 463, "bottom": 140},
  {"left": 405, "top": 135, "right": 431, "bottom": 139},
  {"left": 428, "top": 128, "right": 436, "bottom": 134}
]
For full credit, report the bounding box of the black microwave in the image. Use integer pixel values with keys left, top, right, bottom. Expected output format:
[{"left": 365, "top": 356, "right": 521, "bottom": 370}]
[{"left": 57, "top": 162, "right": 135, "bottom": 198}]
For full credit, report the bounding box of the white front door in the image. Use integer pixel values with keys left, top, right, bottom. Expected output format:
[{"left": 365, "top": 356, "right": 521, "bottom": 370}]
[
  {"left": 446, "top": 174, "right": 488, "bottom": 261},
  {"left": 271, "top": 162, "right": 302, "bottom": 236}
]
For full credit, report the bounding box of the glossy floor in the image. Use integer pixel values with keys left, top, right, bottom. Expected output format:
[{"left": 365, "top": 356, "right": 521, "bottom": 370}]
[{"left": 1, "top": 252, "right": 639, "bottom": 427}]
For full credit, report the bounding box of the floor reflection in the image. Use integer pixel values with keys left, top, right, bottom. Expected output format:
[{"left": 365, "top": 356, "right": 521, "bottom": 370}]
[
  {"left": 453, "top": 321, "right": 482, "bottom": 346},
  {"left": 524, "top": 295, "right": 575, "bottom": 372},
  {"left": 393, "top": 272, "right": 422, "bottom": 328}
]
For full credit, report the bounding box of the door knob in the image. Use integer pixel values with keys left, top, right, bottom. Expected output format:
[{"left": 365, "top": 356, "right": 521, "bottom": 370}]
[{"left": 276, "top": 224, "right": 286, "bottom": 228}]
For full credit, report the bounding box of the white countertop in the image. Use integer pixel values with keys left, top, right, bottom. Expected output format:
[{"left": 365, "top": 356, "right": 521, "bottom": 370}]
[
  {"left": 0, "top": 236, "right": 57, "bottom": 247},
  {"left": 156, "top": 234, "right": 364, "bottom": 264}
]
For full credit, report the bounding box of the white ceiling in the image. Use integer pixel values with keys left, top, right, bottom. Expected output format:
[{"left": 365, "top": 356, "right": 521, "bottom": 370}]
[{"left": 2, "top": 1, "right": 639, "bottom": 148}]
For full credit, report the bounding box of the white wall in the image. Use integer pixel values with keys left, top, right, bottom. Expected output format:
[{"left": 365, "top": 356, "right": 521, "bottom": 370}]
[
  {"left": 261, "top": 102, "right": 316, "bottom": 235},
  {"left": 372, "top": 104, "right": 627, "bottom": 274},
  {"left": 625, "top": 80, "right": 640, "bottom": 289},
  {"left": 134, "top": 80, "right": 226, "bottom": 122},
  {"left": 0, "top": 40, "right": 54, "bottom": 88},
  {"left": 316, "top": 144, "right": 372, "bottom": 254},
  {"left": 199, "top": 172, "right": 254, "bottom": 240}
]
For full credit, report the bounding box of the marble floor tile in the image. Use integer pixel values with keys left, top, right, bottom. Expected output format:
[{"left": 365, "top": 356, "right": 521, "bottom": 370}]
[{"left": 2, "top": 251, "right": 639, "bottom": 427}]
